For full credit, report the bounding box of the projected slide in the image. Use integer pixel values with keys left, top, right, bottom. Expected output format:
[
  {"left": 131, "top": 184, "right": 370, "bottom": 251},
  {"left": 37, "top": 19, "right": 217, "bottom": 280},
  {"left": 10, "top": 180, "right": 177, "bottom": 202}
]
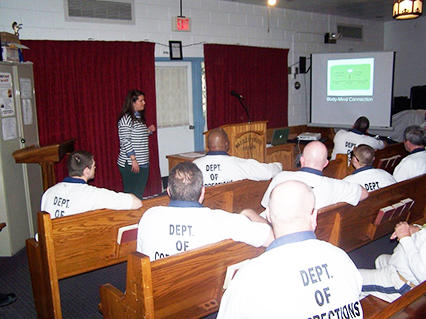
[
  {"left": 311, "top": 51, "right": 394, "bottom": 128},
  {"left": 327, "top": 58, "right": 374, "bottom": 96}
]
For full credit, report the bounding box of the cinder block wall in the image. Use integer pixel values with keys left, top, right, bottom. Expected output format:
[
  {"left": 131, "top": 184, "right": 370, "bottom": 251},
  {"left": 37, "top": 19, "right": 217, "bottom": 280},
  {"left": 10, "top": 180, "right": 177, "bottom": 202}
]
[
  {"left": 0, "top": 0, "right": 385, "bottom": 125},
  {"left": 384, "top": 18, "right": 426, "bottom": 98}
]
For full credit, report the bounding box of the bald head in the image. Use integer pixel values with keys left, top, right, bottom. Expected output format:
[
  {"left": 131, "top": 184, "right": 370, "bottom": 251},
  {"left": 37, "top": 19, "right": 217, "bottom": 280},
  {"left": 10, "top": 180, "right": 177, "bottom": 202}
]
[
  {"left": 207, "top": 128, "right": 230, "bottom": 152},
  {"left": 268, "top": 180, "right": 316, "bottom": 237},
  {"left": 300, "top": 141, "right": 329, "bottom": 171}
]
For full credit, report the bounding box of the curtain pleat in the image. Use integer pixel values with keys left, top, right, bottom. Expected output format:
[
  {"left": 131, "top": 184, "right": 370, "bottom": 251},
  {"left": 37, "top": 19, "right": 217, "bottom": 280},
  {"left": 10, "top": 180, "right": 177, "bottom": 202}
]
[
  {"left": 203, "top": 44, "right": 289, "bottom": 129},
  {"left": 22, "top": 40, "right": 162, "bottom": 196}
]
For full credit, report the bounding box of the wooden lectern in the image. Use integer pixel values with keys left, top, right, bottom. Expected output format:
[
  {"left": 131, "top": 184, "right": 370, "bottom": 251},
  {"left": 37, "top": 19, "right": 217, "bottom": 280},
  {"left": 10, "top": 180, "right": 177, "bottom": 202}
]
[
  {"left": 12, "top": 139, "right": 75, "bottom": 191},
  {"left": 205, "top": 121, "right": 267, "bottom": 162}
]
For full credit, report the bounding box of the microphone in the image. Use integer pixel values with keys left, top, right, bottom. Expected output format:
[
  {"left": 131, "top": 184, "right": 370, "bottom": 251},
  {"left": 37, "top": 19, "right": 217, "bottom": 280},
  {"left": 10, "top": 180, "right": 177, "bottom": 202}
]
[
  {"left": 230, "top": 90, "right": 250, "bottom": 122},
  {"left": 230, "top": 90, "right": 244, "bottom": 99}
]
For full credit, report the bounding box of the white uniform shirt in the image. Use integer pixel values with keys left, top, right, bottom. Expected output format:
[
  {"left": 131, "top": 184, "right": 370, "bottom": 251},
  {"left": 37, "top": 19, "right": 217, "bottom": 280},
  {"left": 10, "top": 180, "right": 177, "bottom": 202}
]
[
  {"left": 331, "top": 129, "right": 385, "bottom": 160},
  {"left": 343, "top": 166, "right": 396, "bottom": 192},
  {"left": 393, "top": 149, "right": 426, "bottom": 182},
  {"left": 136, "top": 201, "right": 271, "bottom": 261},
  {"left": 193, "top": 152, "right": 282, "bottom": 186},
  {"left": 217, "top": 231, "right": 363, "bottom": 319},
  {"left": 41, "top": 177, "right": 135, "bottom": 218},
  {"left": 261, "top": 168, "right": 362, "bottom": 209},
  {"left": 389, "top": 228, "right": 426, "bottom": 285}
]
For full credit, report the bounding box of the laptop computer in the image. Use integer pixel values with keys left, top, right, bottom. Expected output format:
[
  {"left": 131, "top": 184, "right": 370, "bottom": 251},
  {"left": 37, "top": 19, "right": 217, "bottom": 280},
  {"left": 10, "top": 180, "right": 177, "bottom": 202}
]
[{"left": 271, "top": 128, "right": 289, "bottom": 146}]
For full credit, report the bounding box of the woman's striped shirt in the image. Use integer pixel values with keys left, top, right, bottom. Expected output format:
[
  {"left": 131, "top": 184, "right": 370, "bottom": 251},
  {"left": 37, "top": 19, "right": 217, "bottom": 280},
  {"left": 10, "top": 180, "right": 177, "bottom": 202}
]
[{"left": 117, "top": 114, "right": 149, "bottom": 167}]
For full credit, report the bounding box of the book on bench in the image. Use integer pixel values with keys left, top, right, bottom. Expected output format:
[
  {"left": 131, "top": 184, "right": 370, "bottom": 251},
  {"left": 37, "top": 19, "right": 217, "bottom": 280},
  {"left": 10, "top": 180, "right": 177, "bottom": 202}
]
[
  {"left": 400, "top": 198, "right": 415, "bottom": 212},
  {"left": 374, "top": 206, "right": 395, "bottom": 225},
  {"left": 117, "top": 224, "right": 138, "bottom": 244},
  {"left": 392, "top": 201, "right": 406, "bottom": 218},
  {"left": 374, "top": 198, "right": 416, "bottom": 226}
]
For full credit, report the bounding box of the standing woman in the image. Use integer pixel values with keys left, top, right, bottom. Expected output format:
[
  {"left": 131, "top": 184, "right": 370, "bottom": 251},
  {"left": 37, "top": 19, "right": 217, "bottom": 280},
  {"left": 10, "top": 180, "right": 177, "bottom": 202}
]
[{"left": 117, "top": 89, "right": 156, "bottom": 199}]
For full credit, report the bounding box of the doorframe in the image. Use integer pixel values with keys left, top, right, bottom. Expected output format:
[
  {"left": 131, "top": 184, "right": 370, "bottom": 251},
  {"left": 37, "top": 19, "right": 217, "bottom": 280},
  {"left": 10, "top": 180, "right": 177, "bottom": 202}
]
[
  {"left": 155, "top": 57, "right": 205, "bottom": 151},
  {"left": 155, "top": 61, "right": 194, "bottom": 125}
]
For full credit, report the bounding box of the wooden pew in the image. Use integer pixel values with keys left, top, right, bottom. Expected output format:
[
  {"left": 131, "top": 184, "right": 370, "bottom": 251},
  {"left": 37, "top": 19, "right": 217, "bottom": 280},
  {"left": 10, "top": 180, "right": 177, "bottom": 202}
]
[
  {"left": 323, "top": 143, "right": 409, "bottom": 180},
  {"left": 316, "top": 174, "right": 426, "bottom": 252},
  {"left": 26, "top": 195, "right": 169, "bottom": 319},
  {"left": 99, "top": 240, "right": 265, "bottom": 319},
  {"left": 361, "top": 281, "right": 426, "bottom": 318},
  {"left": 373, "top": 142, "right": 408, "bottom": 174},
  {"left": 26, "top": 178, "right": 270, "bottom": 319},
  {"left": 324, "top": 143, "right": 407, "bottom": 178},
  {"left": 98, "top": 176, "right": 425, "bottom": 319},
  {"left": 266, "top": 143, "right": 296, "bottom": 171},
  {"left": 203, "top": 179, "right": 269, "bottom": 213},
  {"left": 323, "top": 153, "right": 353, "bottom": 179},
  {"left": 100, "top": 243, "right": 426, "bottom": 319}
]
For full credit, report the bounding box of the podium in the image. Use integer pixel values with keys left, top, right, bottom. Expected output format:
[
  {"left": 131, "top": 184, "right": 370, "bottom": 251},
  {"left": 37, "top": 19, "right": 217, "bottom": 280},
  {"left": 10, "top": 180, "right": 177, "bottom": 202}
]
[
  {"left": 13, "top": 139, "right": 75, "bottom": 191},
  {"left": 205, "top": 121, "right": 267, "bottom": 162}
]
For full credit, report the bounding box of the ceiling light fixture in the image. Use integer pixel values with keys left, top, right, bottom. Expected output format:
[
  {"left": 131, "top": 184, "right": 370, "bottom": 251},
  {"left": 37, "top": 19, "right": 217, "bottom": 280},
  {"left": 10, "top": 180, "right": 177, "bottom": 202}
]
[
  {"left": 393, "top": 0, "right": 423, "bottom": 20},
  {"left": 266, "top": 0, "right": 277, "bottom": 33}
]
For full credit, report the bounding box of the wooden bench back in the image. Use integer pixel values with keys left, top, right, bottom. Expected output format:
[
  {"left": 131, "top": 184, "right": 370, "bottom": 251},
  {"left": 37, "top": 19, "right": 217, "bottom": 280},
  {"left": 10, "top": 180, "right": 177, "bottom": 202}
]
[
  {"left": 323, "top": 153, "right": 353, "bottom": 179},
  {"left": 26, "top": 195, "right": 169, "bottom": 319},
  {"left": 98, "top": 176, "right": 425, "bottom": 319},
  {"left": 204, "top": 179, "right": 269, "bottom": 213},
  {"left": 100, "top": 239, "right": 265, "bottom": 319},
  {"left": 26, "top": 178, "right": 270, "bottom": 319},
  {"left": 316, "top": 174, "right": 426, "bottom": 252},
  {"left": 361, "top": 280, "right": 426, "bottom": 318},
  {"left": 373, "top": 142, "right": 407, "bottom": 174},
  {"left": 324, "top": 143, "right": 408, "bottom": 180},
  {"left": 35, "top": 196, "right": 168, "bottom": 279}
]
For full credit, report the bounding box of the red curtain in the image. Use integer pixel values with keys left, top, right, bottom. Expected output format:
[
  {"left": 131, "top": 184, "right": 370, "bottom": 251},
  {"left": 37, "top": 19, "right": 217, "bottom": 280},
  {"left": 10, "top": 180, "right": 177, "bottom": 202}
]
[
  {"left": 22, "top": 40, "right": 162, "bottom": 196},
  {"left": 204, "top": 44, "right": 288, "bottom": 129}
]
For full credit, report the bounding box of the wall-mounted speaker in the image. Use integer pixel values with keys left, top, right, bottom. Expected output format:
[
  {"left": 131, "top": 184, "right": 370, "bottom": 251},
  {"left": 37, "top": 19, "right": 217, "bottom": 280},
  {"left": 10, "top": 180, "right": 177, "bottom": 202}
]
[{"left": 299, "top": 56, "right": 306, "bottom": 74}]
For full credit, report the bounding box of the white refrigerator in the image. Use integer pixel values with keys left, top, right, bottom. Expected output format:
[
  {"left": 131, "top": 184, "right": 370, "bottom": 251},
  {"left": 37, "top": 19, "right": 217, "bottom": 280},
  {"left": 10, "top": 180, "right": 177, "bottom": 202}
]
[{"left": 0, "top": 61, "right": 43, "bottom": 256}]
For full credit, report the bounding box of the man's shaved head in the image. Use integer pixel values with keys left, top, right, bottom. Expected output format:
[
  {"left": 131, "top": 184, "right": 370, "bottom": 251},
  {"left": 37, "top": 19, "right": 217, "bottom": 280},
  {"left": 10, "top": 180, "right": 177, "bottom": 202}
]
[
  {"left": 207, "top": 128, "right": 230, "bottom": 152},
  {"left": 352, "top": 144, "right": 375, "bottom": 166},
  {"left": 300, "top": 141, "right": 329, "bottom": 171},
  {"left": 268, "top": 180, "right": 316, "bottom": 237}
]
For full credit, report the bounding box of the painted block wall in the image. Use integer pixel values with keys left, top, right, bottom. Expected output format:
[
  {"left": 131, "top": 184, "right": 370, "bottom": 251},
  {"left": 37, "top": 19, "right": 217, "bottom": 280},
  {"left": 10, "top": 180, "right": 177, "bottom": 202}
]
[
  {"left": 384, "top": 18, "right": 426, "bottom": 98},
  {"left": 0, "top": 0, "right": 384, "bottom": 126}
]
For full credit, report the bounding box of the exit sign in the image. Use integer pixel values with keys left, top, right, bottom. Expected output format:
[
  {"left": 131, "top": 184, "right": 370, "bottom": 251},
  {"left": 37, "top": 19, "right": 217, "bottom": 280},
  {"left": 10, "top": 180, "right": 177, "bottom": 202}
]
[{"left": 172, "top": 16, "right": 191, "bottom": 32}]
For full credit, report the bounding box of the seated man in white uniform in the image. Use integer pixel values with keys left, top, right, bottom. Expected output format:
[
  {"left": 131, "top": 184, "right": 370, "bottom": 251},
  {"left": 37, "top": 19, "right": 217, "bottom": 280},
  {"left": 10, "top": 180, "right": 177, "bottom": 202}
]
[
  {"left": 136, "top": 162, "right": 273, "bottom": 261},
  {"left": 261, "top": 141, "right": 368, "bottom": 210},
  {"left": 331, "top": 116, "right": 385, "bottom": 160},
  {"left": 217, "top": 181, "right": 363, "bottom": 319},
  {"left": 343, "top": 144, "right": 396, "bottom": 191},
  {"left": 41, "top": 150, "right": 142, "bottom": 218},
  {"left": 359, "top": 221, "right": 426, "bottom": 302},
  {"left": 193, "top": 128, "right": 282, "bottom": 186},
  {"left": 393, "top": 125, "right": 426, "bottom": 182}
]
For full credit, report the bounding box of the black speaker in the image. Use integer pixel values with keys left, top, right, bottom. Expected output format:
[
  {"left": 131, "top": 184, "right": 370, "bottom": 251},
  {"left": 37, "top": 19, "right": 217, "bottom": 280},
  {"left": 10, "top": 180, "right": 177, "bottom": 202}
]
[{"left": 299, "top": 56, "right": 306, "bottom": 74}]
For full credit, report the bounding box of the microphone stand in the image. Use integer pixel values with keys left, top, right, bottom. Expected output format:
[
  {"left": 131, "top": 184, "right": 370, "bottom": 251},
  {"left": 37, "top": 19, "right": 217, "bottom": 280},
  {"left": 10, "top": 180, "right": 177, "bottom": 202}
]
[
  {"left": 236, "top": 96, "right": 253, "bottom": 159},
  {"left": 236, "top": 97, "right": 251, "bottom": 123}
]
